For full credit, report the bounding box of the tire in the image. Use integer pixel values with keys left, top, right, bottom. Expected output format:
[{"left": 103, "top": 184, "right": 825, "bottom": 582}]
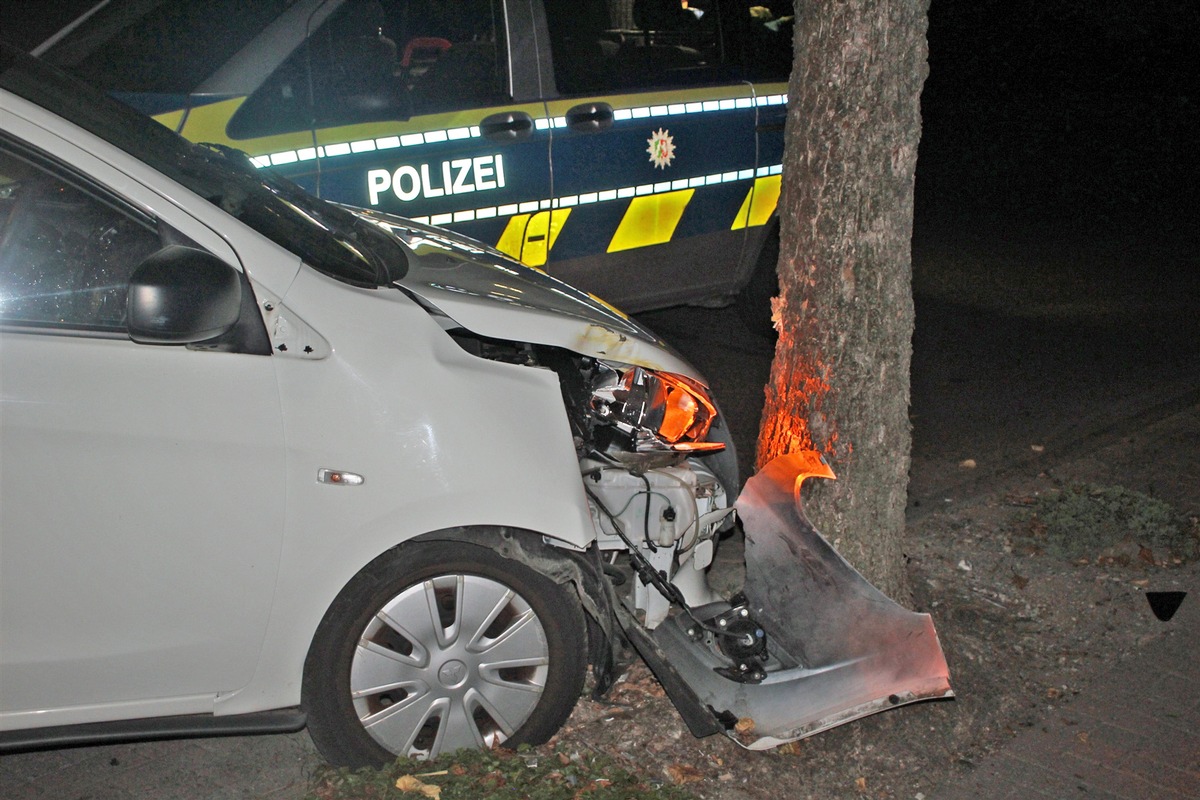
[
  {"left": 303, "top": 541, "right": 587, "bottom": 768},
  {"left": 736, "top": 226, "right": 780, "bottom": 338}
]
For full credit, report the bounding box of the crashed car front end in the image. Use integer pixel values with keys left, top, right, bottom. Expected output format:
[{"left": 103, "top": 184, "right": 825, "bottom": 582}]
[{"left": 382, "top": 212, "right": 952, "bottom": 751}]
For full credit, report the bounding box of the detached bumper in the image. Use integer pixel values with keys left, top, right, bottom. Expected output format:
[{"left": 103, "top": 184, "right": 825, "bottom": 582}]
[{"left": 653, "top": 452, "right": 953, "bottom": 749}]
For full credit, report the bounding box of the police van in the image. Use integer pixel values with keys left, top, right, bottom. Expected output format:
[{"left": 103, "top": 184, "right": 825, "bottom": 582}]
[{"left": 38, "top": 0, "right": 793, "bottom": 311}]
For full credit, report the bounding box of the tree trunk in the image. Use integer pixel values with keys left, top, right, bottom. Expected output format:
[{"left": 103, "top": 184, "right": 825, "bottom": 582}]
[{"left": 757, "top": 0, "right": 929, "bottom": 598}]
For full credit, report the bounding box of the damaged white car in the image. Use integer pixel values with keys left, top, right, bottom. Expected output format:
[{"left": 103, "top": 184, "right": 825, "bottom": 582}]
[{"left": 0, "top": 45, "right": 950, "bottom": 767}]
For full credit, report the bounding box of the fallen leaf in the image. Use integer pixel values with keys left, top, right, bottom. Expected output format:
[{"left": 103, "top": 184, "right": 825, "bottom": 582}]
[
  {"left": 1046, "top": 687, "right": 1062, "bottom": 699},
  {"left": 855, "top": 776, "right": 868, "bottom": 792},
  {"left": 1076, "top": 731, "right": 1090, "bottom": 745},
  {"left": 665, "top": 763, "right": 706, "bottom": 784},
  {"left": 734, "top": 717, "right": 756, "bottom": 734},
  {"left": 959, "top": 459, "right": 977, "bottom": 469},
  {"left": 395, "top": 775, "right": 441, "bottom": 799},
  {"left": 1138, "top": 546, "right": 1156, "bottom": 565}
]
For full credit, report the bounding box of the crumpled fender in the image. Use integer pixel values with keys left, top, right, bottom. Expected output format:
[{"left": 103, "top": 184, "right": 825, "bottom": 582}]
[{"left": 653, "top": 452, "right": 953, "bottom": 749}]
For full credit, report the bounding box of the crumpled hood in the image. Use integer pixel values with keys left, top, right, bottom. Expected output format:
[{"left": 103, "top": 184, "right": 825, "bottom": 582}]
[{"left": 355, "top": 209, "right": 701, "bottom": 379}]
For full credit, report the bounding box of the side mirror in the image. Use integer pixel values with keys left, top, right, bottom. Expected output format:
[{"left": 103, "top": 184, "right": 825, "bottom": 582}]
[{"left": 127, "top": 246, "right": 242, "bottom": 345}]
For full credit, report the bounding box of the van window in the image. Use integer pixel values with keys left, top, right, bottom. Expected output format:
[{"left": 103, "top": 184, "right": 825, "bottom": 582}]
[
  {"left": 41, "top": 0, "right": 295, "bottom": 94},
  {"left": 0, "top": 143, "right": 161, "bottom": 332},
  {"left": 543, "top": 0, "right": 793, "bottom": 94},
  {"left": 229, "top": 0, "right": 510, "bottom": 139}
]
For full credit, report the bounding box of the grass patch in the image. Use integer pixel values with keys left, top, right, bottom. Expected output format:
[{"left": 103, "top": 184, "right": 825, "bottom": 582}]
[
  {"left": 306, "top": 745, "right": 698, "bottom": 800},
  {"left": 1028, "top": 483, "right": 1197, "bottom": 560}
]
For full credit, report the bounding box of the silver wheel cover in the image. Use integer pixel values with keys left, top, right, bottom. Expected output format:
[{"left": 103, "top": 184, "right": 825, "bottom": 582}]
[{"left": 350, "top": 573, "right": 550, "bottom": 758}]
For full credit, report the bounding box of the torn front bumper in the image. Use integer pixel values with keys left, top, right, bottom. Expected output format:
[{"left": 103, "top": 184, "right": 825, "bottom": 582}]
[{"left": 652, "top": 452, "right": 953, "bottom": 749}]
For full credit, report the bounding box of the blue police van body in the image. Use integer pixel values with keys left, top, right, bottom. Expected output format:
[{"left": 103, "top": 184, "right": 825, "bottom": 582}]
[{"left": 39, "top": 0, "right": 793, "bottom": 311}]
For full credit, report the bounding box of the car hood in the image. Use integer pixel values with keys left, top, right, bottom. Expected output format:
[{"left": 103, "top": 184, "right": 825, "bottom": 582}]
[{"left": 354, "top": 210, "right": 701, "bottom": 379}]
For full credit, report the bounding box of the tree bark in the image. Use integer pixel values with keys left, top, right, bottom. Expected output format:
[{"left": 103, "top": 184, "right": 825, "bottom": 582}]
[{"left": 757, "top": 0, "right": 929, "bottom": 598}]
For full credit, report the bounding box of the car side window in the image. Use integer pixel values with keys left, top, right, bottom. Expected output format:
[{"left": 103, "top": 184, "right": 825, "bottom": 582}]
[
  {"left": 229, "top": 0, "right": 510, "bottom": 139},
  {"left": 0, "top": 144, "right": 162, "bottom": 333},
  {"left": 543, "top": 0, "right": 794, "bottom": 94}
]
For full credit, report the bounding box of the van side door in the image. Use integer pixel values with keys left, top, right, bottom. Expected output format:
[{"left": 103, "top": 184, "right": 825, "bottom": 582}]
[
  {"left": 209, "top": 0, "right": 552, "bottom": 257},
  {"left": 535, "top": 0, "right": 779, "bottom": 311}
]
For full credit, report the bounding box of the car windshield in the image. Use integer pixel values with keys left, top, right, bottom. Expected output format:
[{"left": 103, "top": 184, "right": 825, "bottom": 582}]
[{"left": 0, "top": 44, "right": 406, "bottom": 287}]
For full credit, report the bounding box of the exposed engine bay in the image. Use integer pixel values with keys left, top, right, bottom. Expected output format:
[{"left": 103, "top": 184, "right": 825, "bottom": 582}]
[{"left": 452, "top": 328, "right": 953, "bottom": 749}]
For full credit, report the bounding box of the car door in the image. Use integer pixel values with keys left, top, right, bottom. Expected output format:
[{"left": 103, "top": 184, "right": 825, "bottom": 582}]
[
  {"left": 196, "top": 0, "right": 553, "bottom": 259},
  {"left": 0, "top": 129, "right": 284, "bottom": 725},
  {"left": 535, "top": 0, "right": 768, "bottom": 311}
]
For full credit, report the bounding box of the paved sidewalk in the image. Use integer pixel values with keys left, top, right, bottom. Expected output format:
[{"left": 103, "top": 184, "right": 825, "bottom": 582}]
[{"left": 930, "top": 589, "right": 1199, "bottom": 799}]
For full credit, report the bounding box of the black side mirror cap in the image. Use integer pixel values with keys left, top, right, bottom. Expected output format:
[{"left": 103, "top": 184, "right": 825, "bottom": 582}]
[{"left": 127, "top": 246, "right": 242, "bottom": 344}]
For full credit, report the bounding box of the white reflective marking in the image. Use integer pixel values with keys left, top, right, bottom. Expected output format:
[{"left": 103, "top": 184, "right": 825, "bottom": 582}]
[
  {"left": 251, "top": 156, "right": 272, "bottom": 168},
  {"left": 614, "top": 109, "right": 632, "bottom": 121},
  {"left": 400, "top": 133, "right": 425, "bottom": 146},
  {"left": 325, "top": 142, "right": 351, "bottom": 156},
  {"left": 735, "top": 97, "right": 752, "bottom": 108},
  {"left": 554, "top": 117, "right": 567, "bottom": 128},
  {"left": 469, "top": 126, "right": 481, "bottom": 136},
  {"left": 350, "top": 139, "right": 376, "bottom": 153},
  {"left": 353, "top": 163, "right": 781, "bottom": 231},
  {"left": 270, "top": 151, "right": 297, "bottom": 165},
  {"left": 702, "top": 100, "right": 719, "bottom": 111},
  {"left": 376, "top": 136, "right": 401, "bottom": 149},
  {"left": 535, "top": 118, "right": 550, "bottom": 130},
  {"left": 685, "top": 102, "right": 703, "bottom": 113},
  {"left": 424, "top": 130, "right": 448, "bottom": 143},
  {"left": 668, "top": 103, "right": 686, "bottom": 114},
  {"left": 650, "top": 105, "right": 668, "bottom": 116},
  {"left": 297, "top": 148, "right": 318, "bottom": 161},
  {"left": 632, "top": 107, "right": 650, "bottom": 119},
  {"left": 447, "top": 127, "right": 472, "bottom": 140},
  {"left": 718, "top": 99, "right": 736, "bottom": 110}
]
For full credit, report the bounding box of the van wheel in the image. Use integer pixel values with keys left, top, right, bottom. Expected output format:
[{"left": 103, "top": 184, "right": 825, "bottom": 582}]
[
  {"left": 303, "top": 541, "right": 586, "bottom": 768},
  {"left": 737, "top": 227, "right": 779, "bottom": 337}
]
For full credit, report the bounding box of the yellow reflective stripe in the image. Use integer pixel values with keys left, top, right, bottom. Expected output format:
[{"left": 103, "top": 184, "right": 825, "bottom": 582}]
[
  {"left": 495, "top": 210, "right": 571, "bottom": 268},
  {"left": 731, "top": 175, "right": 782, "bottom": 230},
  {"left": 607, "top": 190, "right": 694, "bottom": 253},
  {"left": 151, "top": 109, "right": 187, "bottom": 134}
]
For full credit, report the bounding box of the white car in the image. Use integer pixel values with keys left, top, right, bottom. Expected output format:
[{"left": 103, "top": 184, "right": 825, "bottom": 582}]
[{"left": 0, "top": 44, "right": 949, "bottom": 768}]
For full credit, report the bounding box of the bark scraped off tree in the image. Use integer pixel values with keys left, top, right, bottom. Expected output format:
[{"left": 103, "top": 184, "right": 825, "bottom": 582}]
[{"left": 757, "top": 0, "right": 929, "bottom": 598}]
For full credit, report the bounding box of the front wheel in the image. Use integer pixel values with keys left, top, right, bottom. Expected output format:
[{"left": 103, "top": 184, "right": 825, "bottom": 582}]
[{"left": 303, "top": 541, "right": 586, "bottom": 768}]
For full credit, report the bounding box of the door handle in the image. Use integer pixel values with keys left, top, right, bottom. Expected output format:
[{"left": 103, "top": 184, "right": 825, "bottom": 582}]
[
  {"left": 565, "top": 102, "right": 614, "bottom": 132},
  {"left": 480, "top": 111, "right": 534, "bottom": 141}
]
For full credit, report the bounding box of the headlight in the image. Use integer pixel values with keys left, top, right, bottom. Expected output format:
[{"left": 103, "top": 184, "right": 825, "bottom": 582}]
[{"left": 589, "top": 365, "right": 725, "bottom": 454}]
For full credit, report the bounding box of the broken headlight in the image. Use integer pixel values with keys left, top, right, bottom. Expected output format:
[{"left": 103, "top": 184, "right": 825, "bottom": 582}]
[{"left": 589, "top": 365, "right": 725, "bottom": 455}]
